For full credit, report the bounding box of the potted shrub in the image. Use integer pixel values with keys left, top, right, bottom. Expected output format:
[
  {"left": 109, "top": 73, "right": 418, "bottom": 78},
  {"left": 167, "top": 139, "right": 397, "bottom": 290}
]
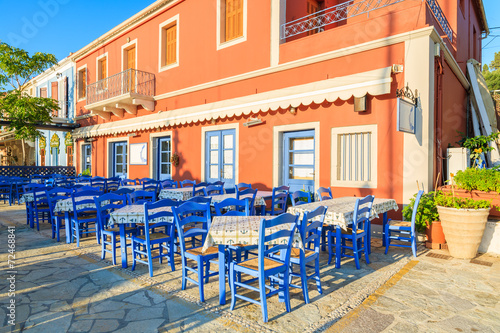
[
  {"left": 440, "top": 168, "right": 500, "bottom": 218},
  {"left": 403, "top": 191, "right": 444, "bottom": 245},
  {"left": 435, "top": 191, "right": 491, "bottom": 259}
]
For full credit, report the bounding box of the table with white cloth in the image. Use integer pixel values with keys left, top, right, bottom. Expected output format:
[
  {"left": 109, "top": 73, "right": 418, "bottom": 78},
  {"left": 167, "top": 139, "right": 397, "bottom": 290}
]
[
  {"left": 117, "top": 185, "right": 143, "bottom": 191},
  {"left": 208, "top": 192, "right": 268, "bottom": 207},
  {"left": 108, "top": 204, "right": 174, "bottom": 268},
  {"left": 202, "top": 215, "right": 302, "bottom": 305},
  {"left": 287, "top": 196, "right": 399, "bottom": 249},
  {"left": 158, "top": 187, "right": 194, "bottom": 201}
]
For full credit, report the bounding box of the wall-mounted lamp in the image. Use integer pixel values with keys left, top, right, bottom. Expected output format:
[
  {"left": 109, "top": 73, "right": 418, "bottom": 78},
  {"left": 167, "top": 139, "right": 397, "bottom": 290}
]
[
  {"left": 289, "top": 107, "right": 297, "bottom": 115},
  {"left": 354, "top": 96, "right": 367, "bottom": 112},
  {"left": 243, "top": 117, "right": 264, "bottom": 127},
  {"left": 56, "top": 72, "right": 62, "bottom": 79},
  {"left": 210, "top": 118, "right": 216, "bottom": 124},
  {"left": 127, "top": 133, "right": 137, "bottom": 137},
  {"left": 127, "top": 37, "right": 130, "bottom": 43}
]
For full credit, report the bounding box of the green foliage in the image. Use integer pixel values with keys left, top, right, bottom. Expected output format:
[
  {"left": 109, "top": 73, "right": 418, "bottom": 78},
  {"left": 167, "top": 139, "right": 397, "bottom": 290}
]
[
  {"left": 0, "top": 42, "right": 59, "bottom": 141},
  {"left": 81, "top": 168, "right": 91, "bottom": 177},
  {"left": 402, "top": 192, "right": 440, "bottom": 233},
  {"left": 453, "top": 168, "right": 500, "bottom": 192},
  {"left": 483, "top": 51, "right": 500, "bottom": 91},
  {"left": 457, "top": 131, "right": 500, "bottom": 167},
  {"left": 435, "top": 192, "right": 491, "bottom": 210}
]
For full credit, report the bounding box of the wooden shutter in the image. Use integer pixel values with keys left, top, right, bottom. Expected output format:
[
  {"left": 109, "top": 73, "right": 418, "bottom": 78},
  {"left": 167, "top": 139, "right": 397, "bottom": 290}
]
[
  {"left": 78, "top": 69, "right": 86, "bottom": 99},
  {"left": 225, "top": 0, "right": 243, "bottom": 41},
  {"left": 51, "top": 82, "right": 58, "bottom": 117},
  {"left": 165, "top": 24, "right": 177, "bottom": 65},
  {"left": 127, "top": 47, "right": 136, "bottom": 93},
  {"left": 307, "top": 0, "right": 320, "bottom": 36},
  {"left": 40, "top": 87, "right": 47, "bottom": 98},
  {"left": 67, "top": 146, "right": 73, "bottom": 167},
  {"left": 101, "top": 58, "right": 107, "bottom": 80}
]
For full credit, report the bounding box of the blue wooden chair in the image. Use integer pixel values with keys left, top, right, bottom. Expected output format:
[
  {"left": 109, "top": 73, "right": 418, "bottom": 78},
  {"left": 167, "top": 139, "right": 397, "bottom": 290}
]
[
  {"left": 138, "top": 177, "right": 154, "bottom": 185},
  {"left": 180, "top": 179, "right": 196, "bottom": 188},
  {"left": 142, "top": 180, "right": 159, "bottom": 198},
  {"left": 33, "top": 187, "right": 52, "bottom": 231},
  {"left": 229, "top": 213, "right": 299, "bottom": 323},
  {"left": 160, "top": 180, "right": 178, "bottom": 189},
  {"left": 236, "top": 188, "right": 257, "bottom": 215},
  {"left": 289, "top": 206, "right": 327, "bottom": 304},
  {"left": 131, "top": 199, "right": 180, "bottom": 276},
  {"left": 22, "top": 184, "right": 45, "bottom": 226},
  {"left": 172, "top": 201, "right": 219, "bottom": 302},
  {"left": 70, "top": 190, "right": 101, "bottom": 247},
  {"left": 120, "top": 178, "right": 137, "bottom": 186},
  {"left": 0, "top": 181, "right": 12, "bottom": 205},
  {"left": 385, "top": 190, "right": 424, "bottom": 257},
  {"left": 208, "top": 181, "right": 225, "bottom": 186},
  {"left": 328, "top": 195, "right": 374, "bottom": 269},
  {"left": 187, "top": 196, "right": 212, "bottom": 204},
  {"left": 317, "top": 187, "right": 332, "bottom": 201},
  {"left": 95, "top": 193, "right": 136, "bottom": 265},
  {"left": 76, "top": 185, "right": 101, "bottom": 192},
  {"left": 203, "top": 184, "right": 224, "bottom": 196},
  {"left": 112, "top": 188, "right": 134, "bottom": 195},
  {"left": 193, "top": 182, "right": 207, "bottom": 197},
  {"left": 235, "top": 182, "right": 252, "bottom": 191},
  {"left": 289, "top": 190, "right": 311, "bottom": 206},
  {"left": 127, "top": 190, "right": 155, "bottom": 205},
  {"left": 106, "top": 177, "right": 121, "bottom": 192},
  {"left": 265, "top": 185, "right": 289, "bottom": 216},
  {"left": 46, "top": 188, "right": 72, "bottom": 241},
  {"left": 90, "top": 176, "right": 106, "bottom": 192}
]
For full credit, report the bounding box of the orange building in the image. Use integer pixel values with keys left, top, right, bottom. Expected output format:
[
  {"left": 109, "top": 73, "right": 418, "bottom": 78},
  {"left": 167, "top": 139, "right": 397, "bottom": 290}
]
[{"left": 70, "top": 0, "right": 488, "bottom": 206}]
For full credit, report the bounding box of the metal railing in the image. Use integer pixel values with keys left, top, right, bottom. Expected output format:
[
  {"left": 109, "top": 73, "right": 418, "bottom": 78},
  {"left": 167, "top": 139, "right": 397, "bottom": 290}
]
[
  {"left": 86, "top": 68, "right": 155, "bottom": 105},
  {"left": 281, "top": 0, "right": 453, "bottom": 43},
  {"left": 426, "top": 0, "right": 453, "bottom": 42}
]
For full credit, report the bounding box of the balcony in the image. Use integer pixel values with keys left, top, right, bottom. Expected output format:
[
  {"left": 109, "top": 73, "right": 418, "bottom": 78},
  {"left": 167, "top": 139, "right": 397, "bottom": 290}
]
[
  {"left": 85, "top": 68, "right": 155, "bottom": 120},
  {"left": 281, "top": 0, "right": 453, "bottom": 43}
]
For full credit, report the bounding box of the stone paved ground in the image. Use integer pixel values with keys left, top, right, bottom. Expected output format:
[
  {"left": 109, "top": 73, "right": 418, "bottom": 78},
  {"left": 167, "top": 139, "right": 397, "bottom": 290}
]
[{"left": 0, "top": 203, "right": 499, "bottom": 332}]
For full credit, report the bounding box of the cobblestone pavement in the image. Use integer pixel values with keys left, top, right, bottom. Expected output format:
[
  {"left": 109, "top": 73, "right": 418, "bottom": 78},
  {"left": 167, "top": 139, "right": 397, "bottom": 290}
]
[{"left": 0, "top": 203, "right": 499, "bottom": 332}]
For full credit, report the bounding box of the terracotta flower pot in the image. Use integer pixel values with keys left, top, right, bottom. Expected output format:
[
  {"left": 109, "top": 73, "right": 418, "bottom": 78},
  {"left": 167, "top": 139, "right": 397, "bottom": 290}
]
[
  {"left": 439, "top": 185, "right": 500, "bottom": 219},
  {"left": 437, "top": 206, "right": 490, "bottom": 259},
  {"left": 426, "top": 221, "right": 446, "bottom": 244}
]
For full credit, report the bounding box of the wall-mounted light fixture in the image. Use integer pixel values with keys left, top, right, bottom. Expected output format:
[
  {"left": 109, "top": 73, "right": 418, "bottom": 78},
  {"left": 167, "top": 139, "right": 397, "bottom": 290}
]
[
  {"left": 127, "top": 37, "right": 130, "bottom": 43},
  {"left": 289, "top": 107, "right": 297, "bottom": 115},
  {"left": 243, "top": 117, "right": 264, "bottom": 127},
  {"left": 354, "top": 96, "right": 367, "bottom": 112},
  {"left": 211, "top": 118, "right": 216, "bottom": 124},
  {"left": 127, "top": 133, "right": 137, "bottom": 137},
  {"left": 56, "top": 72, "right": 62, "bottom": 79}
]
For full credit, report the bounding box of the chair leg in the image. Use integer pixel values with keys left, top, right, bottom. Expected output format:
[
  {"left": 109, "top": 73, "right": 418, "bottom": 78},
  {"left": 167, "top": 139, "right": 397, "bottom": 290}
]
[
  {"left": 181, "top": 257, "right": 187, "bottom": 291},
  {"left": 147, "top": 244, "right": 154, "bottom": 277},
  {"left": 384, "top": 225, "right": 390, "bottom": 255},
  {"left": 327, "top": 230, "right": 334, "bottom": 265},
  {"left": 229, "top": 264, "right": 237, "bottom": 311},
  {"left": 411, "top": 236, "right": 417, "bottom": 257},
  {"left": 364, "top": 235, "right": 370, "bottom": 265},
  {"left": 169, "top": 240, "right": 176, "bottom": 272},
  {"left": 315, "top": 256, "right": 322, "bottom": 295},
  {"left": 111, "top": 236, "right": 117, "bottom": 266},
  {"left": 300, "top": 258, "right": 310, "bottom": 304},
  {"left": 335, "top": 228, "right": 342, "bottom": 269},
  {"left": 283, "top": 269, "right": 291, "bottom": 313},
  {"left": 101, "top": 235, "right": 107, "bottom": 260},
  {"left": 259, "top": 275, "right": 269, "bottom": 323},
  {"left": 352, "top": 237, "right": 360, "bottom": 270},
  {"left": 197, "top": 257, "right": 205, "bottom": 302},
  {"left": 131, "top": 241, "right": 137, "bottom": 271}
]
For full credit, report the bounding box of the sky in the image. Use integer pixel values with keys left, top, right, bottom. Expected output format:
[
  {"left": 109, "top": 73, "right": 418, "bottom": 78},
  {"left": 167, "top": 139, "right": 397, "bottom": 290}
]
[{"left": 0, "top": 0, "right": 499, "bottom": 72}]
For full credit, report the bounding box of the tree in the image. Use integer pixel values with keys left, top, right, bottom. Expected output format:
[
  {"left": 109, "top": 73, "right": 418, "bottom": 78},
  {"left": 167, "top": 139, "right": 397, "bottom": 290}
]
[
  {"left": 483, "top": 51, "right": 500, "bottom": 91},
  {"left": 0, "top": 42, "right": 59, "bottom": 165}
]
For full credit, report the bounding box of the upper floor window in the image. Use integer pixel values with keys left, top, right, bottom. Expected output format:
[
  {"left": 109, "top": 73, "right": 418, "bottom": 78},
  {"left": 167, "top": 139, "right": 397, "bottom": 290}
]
[
  {"left": 97, "top": 55, "right": 107, "bottom": 81},
  {"left": 217, "top": 0, "right": 246, "bottom": 49},
  {"left": 39, "top": 87, "right": 47, "bottom": 98},
  {"left": 159, "top": 15, "right": 179, "bottom": 71},
  {"left": 77, "top": 66, "right": 87, "bottom": 100}
]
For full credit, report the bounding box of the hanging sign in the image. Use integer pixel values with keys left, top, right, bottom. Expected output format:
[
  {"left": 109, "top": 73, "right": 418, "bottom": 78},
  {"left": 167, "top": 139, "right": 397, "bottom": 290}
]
[
  {"left": 50, "top": 133, "right": 60, "bottom": 154},
  {"left": 39, "top": 136, "right": 46, "bottom": 155},
  {"left": 65, "top": 132, "right": 73, "bottom": 146},
  {"left": 396, "top": 83, "right": 417, "bottom": 134}
]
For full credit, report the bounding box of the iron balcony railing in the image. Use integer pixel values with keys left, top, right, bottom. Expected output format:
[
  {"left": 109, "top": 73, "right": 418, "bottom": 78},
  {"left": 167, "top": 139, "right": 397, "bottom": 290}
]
[
  {"left": 86, "top": 68, "right": 155, "bottom": 105},
  {"left": 281, "top": 0, "right": 453, "bottom": 43}
]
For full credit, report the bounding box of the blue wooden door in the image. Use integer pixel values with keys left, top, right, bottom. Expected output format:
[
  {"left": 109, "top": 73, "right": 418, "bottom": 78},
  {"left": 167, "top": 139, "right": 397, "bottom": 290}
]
[
  {"left": 157, "top": 137, "right": 171, "bottom": 180},
  {"left": 51, "top": 147, "right": 59, "bottom": 166},
  {"left": 283, "top": 130, "right": 315, "bottom": 193},
  {"left": 205, "top": 129, "right": 235, "bottom": 189},
  {"left": 113, "top": 142, "right": 128, "bottom": 179},
  {"left": 82, "top": 144, "right": 91, "bottom": 171}
]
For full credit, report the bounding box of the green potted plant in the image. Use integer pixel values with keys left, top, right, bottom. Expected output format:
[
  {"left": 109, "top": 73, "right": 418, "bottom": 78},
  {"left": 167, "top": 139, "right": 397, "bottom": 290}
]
[
  {"left": 402, "top": 191, "right": 444, "bottom": 246},
  {"left": 435, "top": 189, "right": 491, "bottom": 259}
]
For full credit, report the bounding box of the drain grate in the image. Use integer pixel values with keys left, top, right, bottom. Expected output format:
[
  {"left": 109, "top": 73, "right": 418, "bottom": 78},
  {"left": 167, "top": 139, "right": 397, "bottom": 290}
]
[
  {"left": 470, "top": 259, "right": 493, "bottom": 267},
  {"left": 426, "top": 252, "right": 452, "bottom": 260}
]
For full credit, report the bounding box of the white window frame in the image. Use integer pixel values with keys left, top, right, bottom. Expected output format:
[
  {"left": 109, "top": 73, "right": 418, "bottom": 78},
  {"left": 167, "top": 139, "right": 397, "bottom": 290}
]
[
  {"left": 121, "top": 39, "right": 138, "bottom": 71},
  {"left": 76, "top": 64, "right": 87, "bottom": 102},
  {"left": 201, "top": 123, "right": 239, "bottom": 184},
  {"left": 272, "top": 122, "right": 320, "bottom": 190},
  {"left": 216, "top": 0, "right": 248, "bottom": 50},
  {"left": 96, "top": 52, "right": 109, "bottom": 82},
  {"left": 79, "top": 140, "right": 92, "bottom": 175},
  {"left": 331, "top": 124, "right": 378, "bottom": 188},
  {"left": 106, "top": 137, "right": 130, "bottom": 178},
  {"left": 150, "top": 131, "right": 173, "bottom": 179},
  {"left": 158, "top": 15, "right": 180, "bottom": 72}
]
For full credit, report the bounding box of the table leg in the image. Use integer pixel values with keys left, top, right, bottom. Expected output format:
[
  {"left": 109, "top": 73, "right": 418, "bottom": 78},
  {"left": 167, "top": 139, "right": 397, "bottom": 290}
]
[
  {"left": 381, "top": 212, "right": 388, "bottom": 248},
  {"left": 218, "top": 244, "right": 226, "bottom": 305},
  {"left": 260, "top": 205, "right": 265, "bottom": 216},
  {"left": 120, "top": 225, "right": 128, "bottom": 268},
  {"left": 65, "top": 212, "right": 71, "bottom": 244}
]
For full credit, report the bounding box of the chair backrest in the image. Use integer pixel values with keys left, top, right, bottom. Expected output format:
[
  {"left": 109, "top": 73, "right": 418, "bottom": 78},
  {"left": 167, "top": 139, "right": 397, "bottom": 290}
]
[
  {"left": 235, "top": 182, "right": 252, "bottom": 191},
  {"left": 143, "top": 180, "right": 159, "bottom": 192},
  {"left": 409, "top": 190, "right": 424, "bottom": 234},
  {"left": 270, "top": 185, "right": 289, "bottom": 215},
  {"left": 76, "top": 185, "right": 101, "bottom": 193},
  {"left": 46, "top": 188, "right": 72, "bottom": 214},
  {"left": 317, "top": 187, "right": 333, "bottom": 201},
  {"left": 94, "top": 193, "right": 128, "bottom": 231},
  {"left": 172, "top": 202, "right": 211, "bottom": 253},
  {"left": 106, "top": 177, "right": 121, "bottom": 192},
  {"left": 203, "top": 184, "right": 224, "bottom": 196},
  {"left": 160, "top": 180, "right": 178, "bottom": 189},
  {"left": 214, "top": 198, "right": 250, "bottom": 216},
  {"left": 90, "top": 177, "right": 106, "bottom": 191},
  {"left": 143, "top": 199, "right": 180, "bottom": 240},
  {"left": 258, "top": 213, "right": 299, "bottom": 269},
  {"left": 138, "top": 177, "right": 154, "bottom": 185},
  {"left": 127, "top": 190, "right": 155, "bottom": 205},
  {"left": 193, "top": 183, "right": 207, "bottom": 197},
  {"left": 289, "top": 190, "right": 311, "bottom": 207},
  {"left": 180, "top": 179, "right": 196, "bottom": 188},
  {"left": 236, "top": 188, "right": 257, "bottom": 212},
  {"left": 71, "top": 190, "right": 101, "bottom": 217},
  {"left": 33, "top": 186, "right": 52, "bottom": 206},
  {"left": 112, "top": 188, "right": 134, "bottom": 195},
  {"left": 352, "top": 195, "right": 375, "bottom": 233},
  {"left": 300, "top": 206, "right": 327, "bottom": 253},
  {"left": 120, "top": 178, "right": 137, "bottom": 186},
  {"left": 187, "top": 196, "right": 212, "bottom": 204}
]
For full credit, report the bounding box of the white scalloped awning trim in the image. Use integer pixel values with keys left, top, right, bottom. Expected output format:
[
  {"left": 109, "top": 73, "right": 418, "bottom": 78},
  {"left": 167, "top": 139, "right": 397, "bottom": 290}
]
[{"left": 73, "top": 67, "right": 392, "bottom": 138}]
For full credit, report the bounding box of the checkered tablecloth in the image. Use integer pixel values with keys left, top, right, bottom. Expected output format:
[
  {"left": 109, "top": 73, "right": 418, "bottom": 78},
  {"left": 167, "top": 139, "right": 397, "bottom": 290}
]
[
  {"left": 209, "top": 193, "right": 267, "bottom": 207},
  {"left": 158, "top": 187, "right": 193, "bottom": 201},
  {"left": 53, "top": 196, "right": 100, "bottom": 213},
  {"left": 287, "top": 197, "right": 398, "bottom": 229},
  {"left": 202, "top": 215, "right": 302, "bottom": 252},
  {"left": 108, "top": 204, "right": 173, "bottom": 226},
  {"left": 117, "top": 185, "right": 142, "bottom": 191},
  {"left": 19, "top": 193, "right": 34, "bottom": 204}
]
